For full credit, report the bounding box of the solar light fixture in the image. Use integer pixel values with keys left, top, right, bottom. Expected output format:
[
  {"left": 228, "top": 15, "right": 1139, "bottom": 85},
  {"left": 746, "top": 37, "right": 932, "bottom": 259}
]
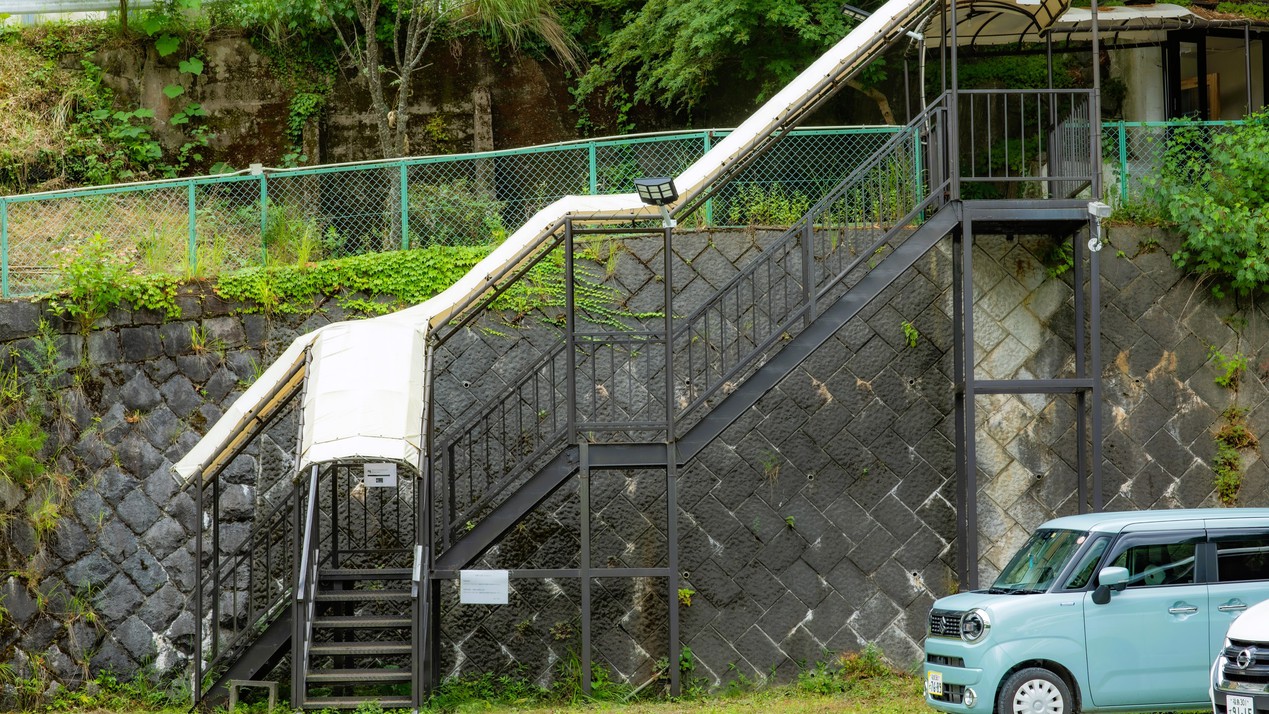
[{"left": 634, "top": 177, "right": 678, "bottom": 228}]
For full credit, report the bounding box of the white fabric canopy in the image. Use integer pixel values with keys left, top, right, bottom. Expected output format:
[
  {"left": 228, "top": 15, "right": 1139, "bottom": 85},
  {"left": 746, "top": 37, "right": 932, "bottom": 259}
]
[{"left": 172, "top": 0, "right": 1025, "bottom": 486}]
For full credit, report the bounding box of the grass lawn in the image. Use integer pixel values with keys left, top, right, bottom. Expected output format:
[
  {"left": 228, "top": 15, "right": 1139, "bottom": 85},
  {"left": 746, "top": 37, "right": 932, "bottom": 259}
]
[{"left": 473, "top": 674, "right": 928, "bottom": 714}]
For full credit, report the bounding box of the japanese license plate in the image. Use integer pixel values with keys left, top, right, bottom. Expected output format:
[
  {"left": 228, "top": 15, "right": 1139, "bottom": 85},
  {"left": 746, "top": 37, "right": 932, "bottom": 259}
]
[
  {"left": 925, "top": 670, "right": 944, "bottom": 697},
  {"left": 1229, "top": 694, "right": 1255, "bottom": 714}
]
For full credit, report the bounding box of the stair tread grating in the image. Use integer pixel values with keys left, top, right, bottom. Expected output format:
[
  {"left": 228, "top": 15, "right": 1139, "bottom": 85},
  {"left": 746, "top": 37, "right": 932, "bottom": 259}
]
[
  {"left": 310, "top": 641, "right": 412, "bottom": 655},
  {"left": 306, "top": 668, "right": 412, "bottom": 683},
  {"left": 313, "top": 616, "right": 412, "bottom": 628},
  {"left": 315, "top": 590, "right": 411, "bottom": 602},
  {"left": 319, "top": 568, "right": 412, "bottom": 580}
]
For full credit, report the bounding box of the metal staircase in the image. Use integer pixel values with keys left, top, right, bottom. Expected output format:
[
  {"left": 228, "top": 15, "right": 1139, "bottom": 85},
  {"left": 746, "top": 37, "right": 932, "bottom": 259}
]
[{"left": 192, "top": 85, "right": 1104, "bottom": 709}]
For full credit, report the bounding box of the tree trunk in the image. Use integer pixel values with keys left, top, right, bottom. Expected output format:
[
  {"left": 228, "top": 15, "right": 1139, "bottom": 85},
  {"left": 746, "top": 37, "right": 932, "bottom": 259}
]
[{"left": 848, "top": 80, "right": 897, "bottom": 125}]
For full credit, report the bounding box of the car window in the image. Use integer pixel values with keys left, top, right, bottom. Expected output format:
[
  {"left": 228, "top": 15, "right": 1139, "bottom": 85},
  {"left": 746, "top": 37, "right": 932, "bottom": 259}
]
[
  {"left": 1063, "top": 536, "right": 1109, "bottom": 590},
  {"left": 1216, "top": 536, "right": 1269, "bottom": 582},
  {"left": 1109, "top": 540, "right": 1197, "bottom": 587}
]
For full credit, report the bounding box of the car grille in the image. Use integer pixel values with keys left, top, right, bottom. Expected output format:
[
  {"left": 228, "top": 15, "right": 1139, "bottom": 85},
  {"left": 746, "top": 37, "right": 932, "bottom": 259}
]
[
  {"left": 927, "top": 654, "right": 965, "bottom": 667},
  {"left": 932, "top": 682, "right": 966, "bottom": 703},
  {"left": 929, "top": 609, "right": 963, "bottom": 638},
  {"left": 1223, "top": 640, "right": 1269, "bottom": 685}
]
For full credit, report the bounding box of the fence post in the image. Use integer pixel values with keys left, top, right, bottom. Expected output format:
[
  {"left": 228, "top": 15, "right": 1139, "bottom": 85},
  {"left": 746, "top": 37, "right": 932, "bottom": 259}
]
[
  {"left": 1, "top": 198, "right": 8, "bottom": 299},
  {"left": 588, "top": 142, "right": 598, "bottom": 195},
  {"left": 258, "top": 167, "right": 269, "bottom": 264},
  {"left": 187, "top": 181, "right": 197, "bottom": 275},
  {"left": 400, "top": 162, "right": 410, "bottom": 250},
  {"left": 1117, "top": 122, "right": 1128, "bottom": 205},
  {"left": 703, "top": 132, "right": 714, "bottom": 226}
]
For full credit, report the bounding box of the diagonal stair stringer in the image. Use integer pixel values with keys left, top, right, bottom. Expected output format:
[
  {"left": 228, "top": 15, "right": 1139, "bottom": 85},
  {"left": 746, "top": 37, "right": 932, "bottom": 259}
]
[{"left": 434, "top": 204, "right": 960, "bottom": 572}]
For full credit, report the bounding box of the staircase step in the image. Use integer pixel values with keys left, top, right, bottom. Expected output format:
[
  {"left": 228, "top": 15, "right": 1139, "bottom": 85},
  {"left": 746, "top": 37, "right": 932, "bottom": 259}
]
[
  {"left": 304, "top": 695, "right": 413, "bottom": 710},
  {"left": 319, "top": 568, "right": 412, "bottom": 581},
  {"left": 314, "top": 615, "right": 412, "bottom": 629},
  {"left": 315, "top": 590, "right": 411, "bottom": 603},
  {"left": 311, "top": 641, "right": 412, "bottom": 656},
  {"left": 305, "top": 668, "right": 412, "bottom": 683}
]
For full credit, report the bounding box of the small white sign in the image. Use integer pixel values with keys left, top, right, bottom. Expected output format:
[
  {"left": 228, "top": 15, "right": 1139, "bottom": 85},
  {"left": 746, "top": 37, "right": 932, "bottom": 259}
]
[
  {"left": 364, "top": 463, "right": 398, "bottom": 488},
  {"left": 460, "top": 570, "right": 510, "bottom": 605}
]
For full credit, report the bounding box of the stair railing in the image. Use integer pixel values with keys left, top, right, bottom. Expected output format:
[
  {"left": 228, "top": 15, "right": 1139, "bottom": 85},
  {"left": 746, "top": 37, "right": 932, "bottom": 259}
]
[
  {"left": 195, "top": 479, "right": 302, "bottom": 702},
  {"left": 671, "top": 96, "right": 950, "bottom": 430},
  {"left": 427, "top": 98, "right": 953, "bottom": 551},
  {"left": 291, "top": 464, "right": 322, "bottom": 704},
  {"left": 428, "top": 86, "right": 1100, "bottom": 556}
]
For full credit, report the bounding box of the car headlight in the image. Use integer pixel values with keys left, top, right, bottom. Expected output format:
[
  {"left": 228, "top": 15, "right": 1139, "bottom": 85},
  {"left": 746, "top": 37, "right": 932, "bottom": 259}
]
[{"left": 961, "top": 609, "right": 990, "bottom": 642}]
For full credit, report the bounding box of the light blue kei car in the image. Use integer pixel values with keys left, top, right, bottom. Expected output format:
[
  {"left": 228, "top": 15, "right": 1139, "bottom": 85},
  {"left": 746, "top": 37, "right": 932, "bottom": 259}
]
[{"left": 924, "top": 509, "right": 1269, "bottom": 714}]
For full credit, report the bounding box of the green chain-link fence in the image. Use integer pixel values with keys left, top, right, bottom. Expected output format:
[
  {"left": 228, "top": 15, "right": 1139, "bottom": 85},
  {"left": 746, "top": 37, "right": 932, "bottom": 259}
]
[
  {"left": 0, "top": 127, "right": 899, "bottom": 298},
  {"left": 1101, "top": 120, "right": 1246, "bottom": 206},
  {"left": 0, "top": 120, "right": 1239, "bottom": 298}
]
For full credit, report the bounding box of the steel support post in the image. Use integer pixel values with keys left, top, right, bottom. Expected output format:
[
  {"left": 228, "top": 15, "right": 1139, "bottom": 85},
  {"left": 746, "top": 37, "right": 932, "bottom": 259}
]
[
  {"left": 1073, "top": 230, "right": 1088, "bottom": 513},
  {"left": 949, "top": 0, "right": 960, "bottom": 200},
  {"left": 1091, "top": 232, "right": 1105, "bottom": 510},
  {"left": 961, "top": 218, "right": 979, "bottom": 591},
  {"left": 291, "top": 471, "right": 304, "bottom": 704},
  {"left": 663, "top": 223, "right": 681, "bottom": 697},
  {"left": 211, "top": 473, "right": 221, "bottom": 658},
  {"left": 565, "top": 221, "right": 577, "bottom": 443},
  {"left": 951, "top": 226, "right": 968, "bottom": 585},
  {"left": 667, "top": 445, "right": 680, "bottom": 697},
  {"left": 579, "top": 442, "right": 591, "bottom": 696},
  {"left": 194, "top": 471, "right": 204, "bottom": 704},
  {"left": 801, "top": 222, "right": 814, "bottom": 329}
]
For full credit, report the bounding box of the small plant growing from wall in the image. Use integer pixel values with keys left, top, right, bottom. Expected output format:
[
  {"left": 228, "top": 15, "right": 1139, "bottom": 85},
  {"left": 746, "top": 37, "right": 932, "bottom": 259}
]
[
  {"left": 677, "top": 588, "right": 695, "bottom": 606},
  {"left": 1214, "top": 406, "right": 1259, "bottom": 506},
  {"left": 760, "top": 450, "right": 781, "bottom": 486},
  {"left": 1208, "top": 346, "right": 1249, "bottom": 389},
  {"left": 901, "top": 320, "right": 919, "bottom": 348}
]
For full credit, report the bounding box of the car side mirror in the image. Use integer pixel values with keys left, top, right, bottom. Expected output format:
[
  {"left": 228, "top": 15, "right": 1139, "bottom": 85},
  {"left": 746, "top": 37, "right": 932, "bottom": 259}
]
[{"left": 1091, "top": 566, "right": 1129, "bottom": 605}]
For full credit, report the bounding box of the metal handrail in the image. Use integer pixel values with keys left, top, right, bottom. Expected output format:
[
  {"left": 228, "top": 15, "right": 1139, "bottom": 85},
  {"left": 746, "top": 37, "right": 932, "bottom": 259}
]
[
  {"left": 200, "top": 481, "right": 300, "bottom": 679},
  {"left": 297, "top": 465, "right": 320, "bottom": 603}
]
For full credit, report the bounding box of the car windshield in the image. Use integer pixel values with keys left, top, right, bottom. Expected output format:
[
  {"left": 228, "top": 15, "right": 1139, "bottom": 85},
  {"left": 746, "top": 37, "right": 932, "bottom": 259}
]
[{"left": 990, "top": 529, "right": 1089, "bottom": 594}]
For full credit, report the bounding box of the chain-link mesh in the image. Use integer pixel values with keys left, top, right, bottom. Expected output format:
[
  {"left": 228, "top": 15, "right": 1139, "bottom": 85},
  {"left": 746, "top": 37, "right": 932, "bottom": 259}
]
[
  {"left": 1101, "top": 121, "right": 1245, "bottom": 207},
  {"left": 0, "top": 128, "right": 912, "bottom": 297}
]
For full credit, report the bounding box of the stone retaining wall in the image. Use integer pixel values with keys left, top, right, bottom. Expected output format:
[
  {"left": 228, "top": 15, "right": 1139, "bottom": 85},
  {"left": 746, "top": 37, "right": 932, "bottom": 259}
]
[{"left": 0, "top": 226, "right": 1263, "bottom": 701}]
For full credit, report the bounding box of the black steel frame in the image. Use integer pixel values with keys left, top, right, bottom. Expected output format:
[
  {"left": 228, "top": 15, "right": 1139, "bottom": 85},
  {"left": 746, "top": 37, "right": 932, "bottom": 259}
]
[{"left": 192, "top": 0, "right": 1120, "bottom": 699}]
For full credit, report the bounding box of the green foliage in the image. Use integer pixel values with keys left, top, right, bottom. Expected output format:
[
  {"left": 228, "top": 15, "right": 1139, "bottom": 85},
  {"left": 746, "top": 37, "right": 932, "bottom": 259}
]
[
  {"left": 47, "top": 234, "right": 131, "bottom": 332},
  {"left": 408, "top": 180, "right": 508, "bottom": 247},
  {"left": 900, "top": 321, "right": 919, "bottom": 349},
  {"left": 958, "top": 51, "right": 1079, "bottom": 90},
  {"left": 428, "top": 670, "right": 549, "bottom": 711},
  {"left": 796, "top": 644, "right": 892, "bottom": 696},
  {"left": 0, "top": 364, "right": 46, "bottom": 490},
  {"left": 1154, "top": 114, "right": 1269, "bottom": 298},
  {"left": 574, "top": 0, "right": 854, "bottom": 118},
  {"left": 46, "top": 669, "right": 185, "bottom": 711},
  {"left": 1214, "top": 2, "right": 1269, "bottom": 20},
  {"left": 727, "top": 183, "right": 811, "bottom": 226},
  {"left": 214, "top": 245, "right": 492, "bottom": 315},
  {"left": 46, "top": 234, "right": 182, "bottom": 333},
  {"left": 1209, "top": 345, "right": 1249, "bottom": 389},
  {"left": 677, "top": 588, "right": 695, "bottom": 606},
  {"left": 1043, "top": 239, "right": 1075, "bottom": 279}
]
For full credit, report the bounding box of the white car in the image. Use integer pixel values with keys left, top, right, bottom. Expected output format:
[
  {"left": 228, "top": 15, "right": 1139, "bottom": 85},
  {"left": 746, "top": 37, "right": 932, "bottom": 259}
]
[{"left": 1213, "top": 597, "right": 1269, "bottom": 714}]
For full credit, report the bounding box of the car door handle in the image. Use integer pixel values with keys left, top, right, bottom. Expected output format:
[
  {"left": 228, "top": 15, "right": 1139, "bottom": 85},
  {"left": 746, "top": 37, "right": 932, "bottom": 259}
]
[
  {"left": 1169, "top": 604, "right": 1199, "bottom": 615},
  {"left": 1219, "top": 602, "right": 1249, "bottom": 612}
]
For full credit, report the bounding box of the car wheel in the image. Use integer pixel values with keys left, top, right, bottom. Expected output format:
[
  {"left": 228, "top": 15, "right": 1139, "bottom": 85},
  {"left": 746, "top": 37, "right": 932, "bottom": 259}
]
[{"left": 997, "top": 667, "right": 1073, "bottom": 714}]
